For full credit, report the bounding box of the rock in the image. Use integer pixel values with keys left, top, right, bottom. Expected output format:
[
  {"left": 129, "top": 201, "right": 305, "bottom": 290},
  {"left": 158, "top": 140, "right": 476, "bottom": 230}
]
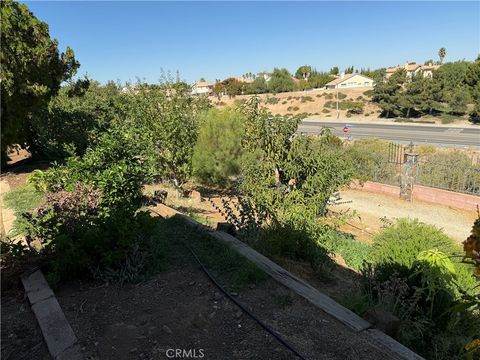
[
  {"left": 189, "top": 281, "right": 196, "bottom": 286},
  {"left": 230, "top": 292, "right": 238, "bottom": 297},
  {"left": 235, "top": 310, "right": 242, "bottom": 319},
  {"left": 130, "top": 348, "right": 138, "bottom": 353},
  {"left": 208, "top": 312, "right": 216, "bottom": 319},
  {"left": 363, "top": 306, "right": 400, "bottom": 338},
  {"left": 162, "top": 325, "right": 173, "bottom": 334},
  {"left": 190, "top": 190, "right": 202, "bottom": 201},
  {"left": 213, "top": 292, "right": 222, "bottom": 301}
]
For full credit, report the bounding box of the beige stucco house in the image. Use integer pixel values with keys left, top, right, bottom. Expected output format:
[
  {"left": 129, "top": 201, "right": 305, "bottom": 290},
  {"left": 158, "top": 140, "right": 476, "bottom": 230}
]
[
  {"left": 325, "top": 73, "right": 374, "bottom": 89},
  {"left": 191, "top": 81, "right": 215, "bottom": 96},
  {"left": 385, "top": 62, "right": 441, "bottom": 79}
]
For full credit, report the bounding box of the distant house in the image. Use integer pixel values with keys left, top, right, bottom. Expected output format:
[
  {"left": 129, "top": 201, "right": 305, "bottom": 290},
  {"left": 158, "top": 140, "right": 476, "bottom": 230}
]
[
  {"left": 385, "top": 62, "right": 441, "bottom": 79},
  {"left": 325, "top": 73, "right": 374, "bottom": 89},
  {"left": 191, "top": 81, "right": 215, "bottom": 96}
]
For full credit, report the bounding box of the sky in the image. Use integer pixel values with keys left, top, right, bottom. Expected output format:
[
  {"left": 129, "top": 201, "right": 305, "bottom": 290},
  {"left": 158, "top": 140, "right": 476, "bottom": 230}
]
[{"left": 26, "top": 1, "right": 480, "bottom": 84}]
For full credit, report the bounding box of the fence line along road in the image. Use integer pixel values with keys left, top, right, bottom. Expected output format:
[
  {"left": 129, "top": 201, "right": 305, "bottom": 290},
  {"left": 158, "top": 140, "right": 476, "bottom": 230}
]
[{"left": 298, "top": 121, "right": 480, "bottom": 149}]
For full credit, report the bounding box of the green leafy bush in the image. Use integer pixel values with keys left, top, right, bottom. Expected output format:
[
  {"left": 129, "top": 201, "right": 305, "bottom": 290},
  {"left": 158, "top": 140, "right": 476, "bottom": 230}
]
[
  {"left": 192, "top": 108, "right": 245, "bottom": 187},
  {"left": 371, "top": 219, "right": 457, "bottom": 270},
  {"left": 325, "top": 233, "right": 371, "bottom": 270},
  {"left": 362, "top": 219, "right": 479, "bottom": 359}
]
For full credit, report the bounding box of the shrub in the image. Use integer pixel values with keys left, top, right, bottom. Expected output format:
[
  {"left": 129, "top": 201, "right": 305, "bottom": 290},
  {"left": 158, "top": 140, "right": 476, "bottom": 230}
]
[
  {"left": 300, "top": 96, "right": 313, "bottom": 103},
  {"left": 363, "top": 89, "right": 374, "bottom": 97},
  {"left": 281, "top": 100, "right": 287, "bottom": 104},
  {"left": 345, "top": 139, "right": 397, "bottom": 184},
  {"left": 265, "top": 96, "right": 279, "bottom": 105},
  {"left": 325, "top": 233, "right": 371, "bottom": 270},
  {"left": 324, "top": 101, "right": 336, "bottom": 109},
  {"left": 322, "top": 108, "right": 330, "bottom": 113},
  {"left": 192, "top": 108, "right": 245, "bottom": 187},
  {"left": 30, "top": 130, "right": 149, "bottom": 215},
  {"left": 324, "top": 93, "right": 334, "bottom": 100},
  {"left": 418, "top": 152, "right": 480, "bottom": 194},
  {"left": 338, "top": 92, "right": 347, "bottom": 100},
  {"left": 287, "top": 106, "right": 299, "bottom": 112},
  {"left": 371, "top": 219, "right": 456, "bottom": 270},
  {"left": 339, "top": 100, "right": 364, "bottom": 113},
  {"left": 362, "top": 219, "right": 479, "bottom": 358}
]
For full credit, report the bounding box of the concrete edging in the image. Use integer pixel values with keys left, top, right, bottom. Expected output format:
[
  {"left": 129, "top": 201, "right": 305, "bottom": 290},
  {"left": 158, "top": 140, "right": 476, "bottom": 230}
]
[{"left": 22, "top": 270, "right": 83, "bottom": 360}]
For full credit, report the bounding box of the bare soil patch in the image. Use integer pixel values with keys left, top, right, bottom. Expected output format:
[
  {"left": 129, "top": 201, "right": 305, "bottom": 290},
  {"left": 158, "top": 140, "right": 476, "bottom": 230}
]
[
  {"left": 55, "top": 266, "right": 390, "bottom": 360},
  {"left": 1, "top": 294, "right": 50, "bottom": 359}
]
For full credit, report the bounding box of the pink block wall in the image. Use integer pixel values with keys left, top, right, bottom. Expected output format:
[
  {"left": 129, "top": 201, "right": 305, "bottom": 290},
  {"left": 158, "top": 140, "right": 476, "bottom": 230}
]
[{"left": 350, "top": 181, "right": 479, "bottom": 212}]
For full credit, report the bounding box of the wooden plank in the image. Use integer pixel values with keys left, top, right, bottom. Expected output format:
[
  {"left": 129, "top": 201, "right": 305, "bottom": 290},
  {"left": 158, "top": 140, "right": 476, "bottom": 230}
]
[
  {"left": 208, "top": 230, "right": 371, "bottom": 332},
  {"left": 366, "top": 329, "right": 425, "bottom": 360}
]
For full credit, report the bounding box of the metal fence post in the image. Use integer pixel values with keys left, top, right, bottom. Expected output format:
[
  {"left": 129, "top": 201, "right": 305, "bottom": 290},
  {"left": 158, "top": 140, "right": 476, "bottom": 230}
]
[{"left": 400, "top": 152, "right": 419, "bottom": 201}]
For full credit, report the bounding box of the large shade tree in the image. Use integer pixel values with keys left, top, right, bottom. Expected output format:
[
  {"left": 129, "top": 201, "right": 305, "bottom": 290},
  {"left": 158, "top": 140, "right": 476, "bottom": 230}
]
[{"left": 0, "top": 0, "right": 79, "bottom": 164}]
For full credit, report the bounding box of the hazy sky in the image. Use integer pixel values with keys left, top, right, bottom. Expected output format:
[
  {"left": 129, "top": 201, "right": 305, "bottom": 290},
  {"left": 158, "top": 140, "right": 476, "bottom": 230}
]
[{"left": 26, "top": 1, "right": 480, "bottom": 84}]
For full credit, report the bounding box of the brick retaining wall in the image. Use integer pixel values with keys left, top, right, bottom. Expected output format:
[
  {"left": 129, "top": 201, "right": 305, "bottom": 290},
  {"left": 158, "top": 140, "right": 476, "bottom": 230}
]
[{"left": 350, "top": 181, "right": 479, "bottom": 212}]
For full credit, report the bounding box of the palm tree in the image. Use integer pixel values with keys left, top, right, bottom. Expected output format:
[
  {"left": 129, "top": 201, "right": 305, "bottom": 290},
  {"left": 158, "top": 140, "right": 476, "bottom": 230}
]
[{"left": 438, "top": 47, "right": 446, "bottom": 64}]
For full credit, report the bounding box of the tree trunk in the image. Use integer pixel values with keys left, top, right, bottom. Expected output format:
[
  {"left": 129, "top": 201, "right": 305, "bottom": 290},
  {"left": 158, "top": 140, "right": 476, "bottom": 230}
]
[
  {"left": 406, "top": 108, "right": 411, "bottom": 118},
  {"left": 173, "top": 178, "right": 180, "bottom": 199}
]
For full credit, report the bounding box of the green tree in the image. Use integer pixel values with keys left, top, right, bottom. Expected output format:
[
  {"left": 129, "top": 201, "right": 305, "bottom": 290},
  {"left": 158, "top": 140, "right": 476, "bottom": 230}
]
[
  {"left": 438, "top": 47, "right": 447, "bottom": 64},
  {"left": 372, "top": 69, "right": 406, "bottom": 117},
  {"left": 0, "top": 0, "right": 79, "bottom": 164},
  {"left": 447, "top": 87, "right": 470, "bottom": 115},
  {"left": 345, "top": 66, "right": 354, "bottom": 74},
  {"left": 268, "top": 68, "right": 295, "bottom": 93},
  {"left": 295, "top": 65, "right": 312, "bottom": 80},
  {"left": 215, "top": 78, "right": 244, "bottom": 97},
  {"left": 30, "top": 79, "right": 128, "bottom": 159},
  {"left": 127, "top": 83, "right": 200, "bottom": 197},
  {"left": 192, "top": 108, "right": 245, "bottom": 186},
  {"left": 246, "top": 76, "right": 268, "bottom": 94},
  {"left": 308, "top": 71, "right": 335, "bottom": 89},
  {"left": 330, "top": 66, "right": 339, "bottom": 76},
  {"left": 240, "top": 97, "right": 353, "bottom": 224}
]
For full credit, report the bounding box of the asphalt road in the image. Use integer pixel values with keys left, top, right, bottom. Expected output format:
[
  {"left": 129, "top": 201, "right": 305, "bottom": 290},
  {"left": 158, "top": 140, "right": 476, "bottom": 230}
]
[{"left": 298, "top": 120, "right": 480, "bottom": 148}]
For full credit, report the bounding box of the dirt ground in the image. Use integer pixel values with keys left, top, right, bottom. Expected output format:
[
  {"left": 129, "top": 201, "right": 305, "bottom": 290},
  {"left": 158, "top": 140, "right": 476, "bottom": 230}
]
[
  {"left": 1, "top": 294, "right": 50, "bottom": 359},
  {"left": 331, "top": 188, "right": 476, "bottom": 244},
  {"left": 54, "top": 265, "right": 393, "bottom": 360}
]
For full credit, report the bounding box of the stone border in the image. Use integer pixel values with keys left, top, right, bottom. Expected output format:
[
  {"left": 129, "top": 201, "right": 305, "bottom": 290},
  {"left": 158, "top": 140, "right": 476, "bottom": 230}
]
[
  {"left": 22, "top": 270, "right": 83, "bottom": 360},
  {"left": 157, "top": 204, "right": 425, "bottom": 360}
]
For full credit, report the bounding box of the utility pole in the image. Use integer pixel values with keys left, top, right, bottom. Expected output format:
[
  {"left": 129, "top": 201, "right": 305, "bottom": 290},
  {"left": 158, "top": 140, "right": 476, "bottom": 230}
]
[{"left": 336, "top": 89, "right": 339, "bottom": 119}]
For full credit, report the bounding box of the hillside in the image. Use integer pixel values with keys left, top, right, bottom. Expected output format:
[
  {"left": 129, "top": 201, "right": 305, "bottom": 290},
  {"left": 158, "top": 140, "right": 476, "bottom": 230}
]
[
  {"left": 211, "top": 87, "right": 474, "bottom": 125},
  {"left": 213, "top": 87, "right": 380, "bottom": 119}
]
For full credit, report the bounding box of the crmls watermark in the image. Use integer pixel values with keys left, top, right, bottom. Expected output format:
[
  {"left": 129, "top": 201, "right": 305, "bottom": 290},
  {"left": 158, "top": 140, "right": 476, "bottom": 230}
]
[{"left": 165, "top": 348, "right": 205, "bottom": 358}]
